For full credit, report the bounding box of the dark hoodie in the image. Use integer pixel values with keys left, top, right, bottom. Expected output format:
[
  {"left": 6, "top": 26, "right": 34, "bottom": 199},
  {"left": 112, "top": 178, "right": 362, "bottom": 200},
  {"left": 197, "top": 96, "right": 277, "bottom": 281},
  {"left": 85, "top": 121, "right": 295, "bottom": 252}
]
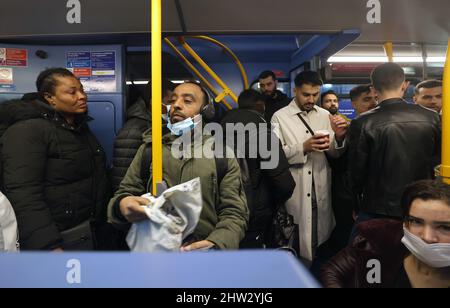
[
  {"left": 264, "top": 90, "right": 290, "bottom": 122},
  {"left": 111, "top": 98, "right": 159, "bottom": 192},
  {"left": 0, "top": 99, "right": 110, "bottom": 250}
]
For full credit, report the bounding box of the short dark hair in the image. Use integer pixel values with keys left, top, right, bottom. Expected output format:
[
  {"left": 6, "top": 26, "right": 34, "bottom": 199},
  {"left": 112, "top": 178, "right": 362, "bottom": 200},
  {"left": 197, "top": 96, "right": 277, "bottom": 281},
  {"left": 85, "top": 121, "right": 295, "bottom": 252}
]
[
  {"left": 258, "top": 71, "right": 276, "bottom": 81},
  {"left": 146, "top": 79, "right": 176, "bottom": 98},
  {"left": 371, "top": 63, "right": 405, "bottom": 92},
  {"left": 238, "top": 89, "right": 266, "bottom": 110},
  {"left": 350, "top": 84, "right": 373, "bottom": 102},
  {"left": 162, "top": 79, "right": 176, "bottom": 95},
  {"left": 415, "top": 79, "right": 442, "bottom": 95},
  {"left": 180, "top": 80, "right": 210, "bottom": 107},
  {"left": 401, "top": 180, "right": 450, "bottom": 218},
  {"left": 321, "top": 90, "right": 339, "bottom": 104},
  {"left": 294, "top": 71, "right": 323, "bottom": 88},
  {"left": 36, "top": 67, "right": 76, "bottom": 98}
]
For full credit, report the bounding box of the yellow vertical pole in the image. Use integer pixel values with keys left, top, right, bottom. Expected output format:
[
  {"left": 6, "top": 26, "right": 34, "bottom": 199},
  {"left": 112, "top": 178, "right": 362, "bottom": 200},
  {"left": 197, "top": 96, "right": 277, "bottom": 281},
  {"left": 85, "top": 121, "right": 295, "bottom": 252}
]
[
  {"left": 384, "top": 42, "right": 394, "bottom": 62},
  {"left": 151, "top": 0, "right": 163, "bottom": 194},
  {"left": 441, "top": 40, "right": 450, "bottom": 185}
]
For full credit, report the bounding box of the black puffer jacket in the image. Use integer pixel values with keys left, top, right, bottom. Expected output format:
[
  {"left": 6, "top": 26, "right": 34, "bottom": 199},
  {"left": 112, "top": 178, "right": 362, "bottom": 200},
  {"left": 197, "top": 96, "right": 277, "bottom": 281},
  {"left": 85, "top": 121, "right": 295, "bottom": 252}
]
[
  {"left": 347, "top": 99, "right": 441, "bottom": 218},
  {"left": 0, "top": 99, "right": 111, "bottom": 250},
  {"left": 111, "top": 98, "right": 151, "bottom": 192},
  {"left": 221, "top": 109, "right": 295, "bottom": 236}
]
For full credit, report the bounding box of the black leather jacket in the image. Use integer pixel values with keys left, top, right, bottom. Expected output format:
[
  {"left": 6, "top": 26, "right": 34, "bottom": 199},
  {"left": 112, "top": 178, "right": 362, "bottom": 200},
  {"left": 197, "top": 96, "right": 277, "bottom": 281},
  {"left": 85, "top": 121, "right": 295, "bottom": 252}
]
[{"left": 347, "top": 98, "right": 441, "bottom": 217}]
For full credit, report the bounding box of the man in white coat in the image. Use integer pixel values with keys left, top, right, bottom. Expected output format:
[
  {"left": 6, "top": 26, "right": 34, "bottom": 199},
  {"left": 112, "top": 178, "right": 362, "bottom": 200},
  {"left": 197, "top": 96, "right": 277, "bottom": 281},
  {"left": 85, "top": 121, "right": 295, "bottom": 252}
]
[{"left": 272, "top": 71, "right": 348, "bottom": 262}]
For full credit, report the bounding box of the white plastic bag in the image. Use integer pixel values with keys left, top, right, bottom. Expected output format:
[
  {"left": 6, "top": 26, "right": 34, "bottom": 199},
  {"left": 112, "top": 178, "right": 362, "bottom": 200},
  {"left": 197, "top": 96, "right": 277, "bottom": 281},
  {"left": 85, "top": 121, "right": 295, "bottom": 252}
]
[
  {"left": 126, "top": 178, "right": 203, "bottom": 252},
  {"left": 0, "top": 191, "right": 19, "bottom": 252}
]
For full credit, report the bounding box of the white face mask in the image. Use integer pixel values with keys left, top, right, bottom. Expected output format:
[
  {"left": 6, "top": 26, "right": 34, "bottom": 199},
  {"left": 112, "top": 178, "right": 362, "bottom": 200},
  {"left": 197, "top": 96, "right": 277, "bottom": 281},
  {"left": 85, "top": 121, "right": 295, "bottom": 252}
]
[
  {"left": 167, "top": 114, "right": 202, "bottom": 136},
  {"left": 402, "top": 228, "right": 450, "bottom": 268}
]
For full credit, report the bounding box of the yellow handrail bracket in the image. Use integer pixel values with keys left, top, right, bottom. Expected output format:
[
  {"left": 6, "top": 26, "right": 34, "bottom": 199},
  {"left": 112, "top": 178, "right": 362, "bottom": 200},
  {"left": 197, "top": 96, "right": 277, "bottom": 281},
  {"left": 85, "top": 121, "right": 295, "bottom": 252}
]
[
  {"left": 185, "top": 35, "right": 249, "bottom": 89},
  {"left": 178, "top": 37, "right": 239, "bottom": 103},
  {"left": 164, "top": 38, "right": 233, "bottom": 110},
  {"left": 384, "top": 42, "right": 394, "bottom": 62}
]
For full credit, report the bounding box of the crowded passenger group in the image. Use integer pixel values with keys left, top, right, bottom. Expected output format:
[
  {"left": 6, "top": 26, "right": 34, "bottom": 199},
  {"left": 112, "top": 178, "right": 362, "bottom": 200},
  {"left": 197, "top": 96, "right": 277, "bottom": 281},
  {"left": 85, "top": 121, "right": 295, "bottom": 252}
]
[{"left": 0, "top": 63, "right": 449, "bottom": 288}]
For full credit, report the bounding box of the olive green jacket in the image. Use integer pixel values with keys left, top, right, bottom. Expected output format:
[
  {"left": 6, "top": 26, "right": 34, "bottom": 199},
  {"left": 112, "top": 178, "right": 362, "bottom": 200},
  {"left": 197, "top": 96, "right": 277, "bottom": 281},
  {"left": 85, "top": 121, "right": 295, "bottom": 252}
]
[{"left": 108, "top": 129, "right": 248, "bottom": 250}]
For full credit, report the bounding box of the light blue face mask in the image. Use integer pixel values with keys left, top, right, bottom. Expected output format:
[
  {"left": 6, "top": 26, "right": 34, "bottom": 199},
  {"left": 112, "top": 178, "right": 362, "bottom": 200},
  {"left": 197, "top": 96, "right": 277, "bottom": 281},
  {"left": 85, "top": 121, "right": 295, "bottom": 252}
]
[{"left": 167, "top": 115, "right": 200, "bottom": 136}]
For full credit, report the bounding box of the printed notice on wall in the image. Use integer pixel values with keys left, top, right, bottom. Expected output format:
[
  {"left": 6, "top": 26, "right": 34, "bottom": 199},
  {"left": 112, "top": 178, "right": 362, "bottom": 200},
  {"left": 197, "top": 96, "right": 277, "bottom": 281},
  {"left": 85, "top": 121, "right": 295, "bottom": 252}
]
[
  {"left": 0, "top": 67, "right": 15, "bottom": 91},
  {"left": 66, "top": 51, "right": 116, "bottom": 92},
  {"left": 0, "top": 48, "right": 28, "bottom": 67}
]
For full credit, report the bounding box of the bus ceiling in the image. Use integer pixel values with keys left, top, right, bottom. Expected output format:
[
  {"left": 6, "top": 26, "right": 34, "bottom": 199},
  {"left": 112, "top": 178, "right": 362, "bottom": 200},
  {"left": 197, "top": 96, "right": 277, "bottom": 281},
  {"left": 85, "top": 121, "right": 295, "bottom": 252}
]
[{"left": 0, "top": 0, "right": 450, "bottom": 45}]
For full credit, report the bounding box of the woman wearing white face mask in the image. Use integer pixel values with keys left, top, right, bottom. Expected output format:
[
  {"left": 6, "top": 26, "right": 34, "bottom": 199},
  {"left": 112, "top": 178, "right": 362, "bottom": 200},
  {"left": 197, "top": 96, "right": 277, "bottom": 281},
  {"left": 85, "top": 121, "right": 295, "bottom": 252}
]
[{"left": 320, "top": 179, "right": 450, "bottom": 288}]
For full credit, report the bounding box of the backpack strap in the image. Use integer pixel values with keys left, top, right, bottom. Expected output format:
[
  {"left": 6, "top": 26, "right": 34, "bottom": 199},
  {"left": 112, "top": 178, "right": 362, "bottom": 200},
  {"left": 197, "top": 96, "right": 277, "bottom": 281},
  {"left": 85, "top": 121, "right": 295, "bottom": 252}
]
[
  {"left": 140, "top": 143, "right": 152, "bottom": 193},
  {"left": 141, "top": 141, "right": 228, "bottom": 194}
]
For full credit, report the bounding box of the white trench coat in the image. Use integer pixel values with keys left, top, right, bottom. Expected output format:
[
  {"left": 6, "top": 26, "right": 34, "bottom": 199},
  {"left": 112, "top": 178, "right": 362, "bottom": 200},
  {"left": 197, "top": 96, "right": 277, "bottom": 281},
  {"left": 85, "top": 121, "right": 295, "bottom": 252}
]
[{"left": 272, "top": 100, "right": 345, "bottom": 261}]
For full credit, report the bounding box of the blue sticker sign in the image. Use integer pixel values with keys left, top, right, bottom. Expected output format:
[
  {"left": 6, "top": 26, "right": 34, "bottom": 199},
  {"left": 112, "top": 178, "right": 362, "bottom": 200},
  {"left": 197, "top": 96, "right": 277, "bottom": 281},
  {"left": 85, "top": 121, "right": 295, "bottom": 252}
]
[
  {"left": 92, "top": 51, "right": 115, "bottom": 72},
  {"left": 66, "top": 51, "right": 116, "bottom": 92},
  {"left": 67, "top": 51, "right": 91, "bottom": 69},
  {"left": 338, "top": 99, "right": 357, "bottom": 120},
  {"left": 0, "top": 84, "right": 16, "bottom": 92}
]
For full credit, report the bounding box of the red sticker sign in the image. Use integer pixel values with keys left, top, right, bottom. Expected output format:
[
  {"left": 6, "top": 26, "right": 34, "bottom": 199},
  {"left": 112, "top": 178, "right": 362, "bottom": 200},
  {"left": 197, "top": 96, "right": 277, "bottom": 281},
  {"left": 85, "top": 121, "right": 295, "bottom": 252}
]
[{"left": 0, "top": 48, "right": 28, "bottom": 67}]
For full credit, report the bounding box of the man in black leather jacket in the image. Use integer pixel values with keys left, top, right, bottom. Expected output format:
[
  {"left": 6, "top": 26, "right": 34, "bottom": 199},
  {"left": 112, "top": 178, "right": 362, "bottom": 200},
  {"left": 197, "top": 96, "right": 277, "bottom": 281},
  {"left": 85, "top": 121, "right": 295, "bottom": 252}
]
[{"left": 347, "top": 63, "right": 441, "bottom": 225}]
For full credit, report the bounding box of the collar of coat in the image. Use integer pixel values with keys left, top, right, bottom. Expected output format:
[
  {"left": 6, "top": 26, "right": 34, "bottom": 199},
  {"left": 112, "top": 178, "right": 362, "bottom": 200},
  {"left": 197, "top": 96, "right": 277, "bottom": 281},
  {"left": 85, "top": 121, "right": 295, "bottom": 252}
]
[
  {"left": 288, "top": 99, "right": 319, "bottom": 116},
  {"left": 47, "top": 112, "right": 92, "bottom": 132},
  {"left": 36, "top": 99, "right": 93, "bottom": 132}
]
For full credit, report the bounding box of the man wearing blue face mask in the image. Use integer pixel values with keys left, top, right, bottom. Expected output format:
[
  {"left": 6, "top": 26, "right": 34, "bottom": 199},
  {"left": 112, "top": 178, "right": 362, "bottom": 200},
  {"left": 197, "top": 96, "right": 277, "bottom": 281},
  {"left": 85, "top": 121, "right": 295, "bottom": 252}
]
[
  {"left": 108, "top": 81, "right": 249, "bottom": 251},
  {"left": 111, "top": 79, "right": 175, "bottom": 192},
  {"left": 321, "top": 179, "right": 450, "bottom": 288}
]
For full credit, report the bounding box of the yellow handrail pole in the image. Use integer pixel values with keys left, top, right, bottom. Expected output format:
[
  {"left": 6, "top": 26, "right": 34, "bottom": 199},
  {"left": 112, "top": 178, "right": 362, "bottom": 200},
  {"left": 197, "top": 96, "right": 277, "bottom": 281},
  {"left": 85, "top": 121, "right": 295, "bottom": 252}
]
[
  {"left": 178, "top": 37, "right": 239, "bottom": 103},
  {"left": 186, "top": 35, "right": 249, "bottom": 89},
  {"left": 384, "top": 42, "right": 394, "bottom": 62},
  {"left": 164, "top": 38, "right": 233, "bottom": 110},
  {"left": 441, "top": 39, "right": 450, "bottom": 185},
  {"left": 151, "top": 0, "right": 163, "bottom": 195}
]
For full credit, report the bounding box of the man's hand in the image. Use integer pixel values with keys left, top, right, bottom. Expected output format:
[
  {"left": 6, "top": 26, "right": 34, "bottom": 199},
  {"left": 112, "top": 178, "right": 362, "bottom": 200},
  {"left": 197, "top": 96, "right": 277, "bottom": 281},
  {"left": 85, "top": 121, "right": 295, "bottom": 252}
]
[
  {"left": 180, "top": 240, "right": 215, "bottom": 252},
  {"left": 303, "top": 135, "right": 330, "bottom": 153},
  {"left": 119, "top": 196, "right": 150, "bottom": 223},
  {"left": 330, "top": 115, "right": 349, "bottom": 142}
]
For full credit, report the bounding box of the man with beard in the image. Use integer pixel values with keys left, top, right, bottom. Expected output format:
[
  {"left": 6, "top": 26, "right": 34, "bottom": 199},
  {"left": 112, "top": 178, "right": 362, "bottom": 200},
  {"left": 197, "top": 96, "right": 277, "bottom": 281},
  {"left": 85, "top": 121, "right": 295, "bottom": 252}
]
[
  {"left": 350, "top": 84, "right": 378, "bottom": 116},
  {"left": 321, "top": 90, "right": 350, "bottom": 122},
  {"left": 413, "top": 80, "right": 442, "bottom": 114},
  {"left": 271, "top": 71, "right": 349, "bottom": 263},
  {"left": 108, "top": 81, "right": 248, "bottom": 251},
  {"left": 258, "top": 71, "right": 290, "bottom": 122}
]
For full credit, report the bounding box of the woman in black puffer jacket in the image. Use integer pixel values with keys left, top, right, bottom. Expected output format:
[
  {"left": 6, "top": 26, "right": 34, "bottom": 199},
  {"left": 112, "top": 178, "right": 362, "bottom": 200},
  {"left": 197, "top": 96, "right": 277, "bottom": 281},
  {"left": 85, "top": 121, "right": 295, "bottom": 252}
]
[{"left": 1, "top": 68, "right": 111, "bottom": 251}]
